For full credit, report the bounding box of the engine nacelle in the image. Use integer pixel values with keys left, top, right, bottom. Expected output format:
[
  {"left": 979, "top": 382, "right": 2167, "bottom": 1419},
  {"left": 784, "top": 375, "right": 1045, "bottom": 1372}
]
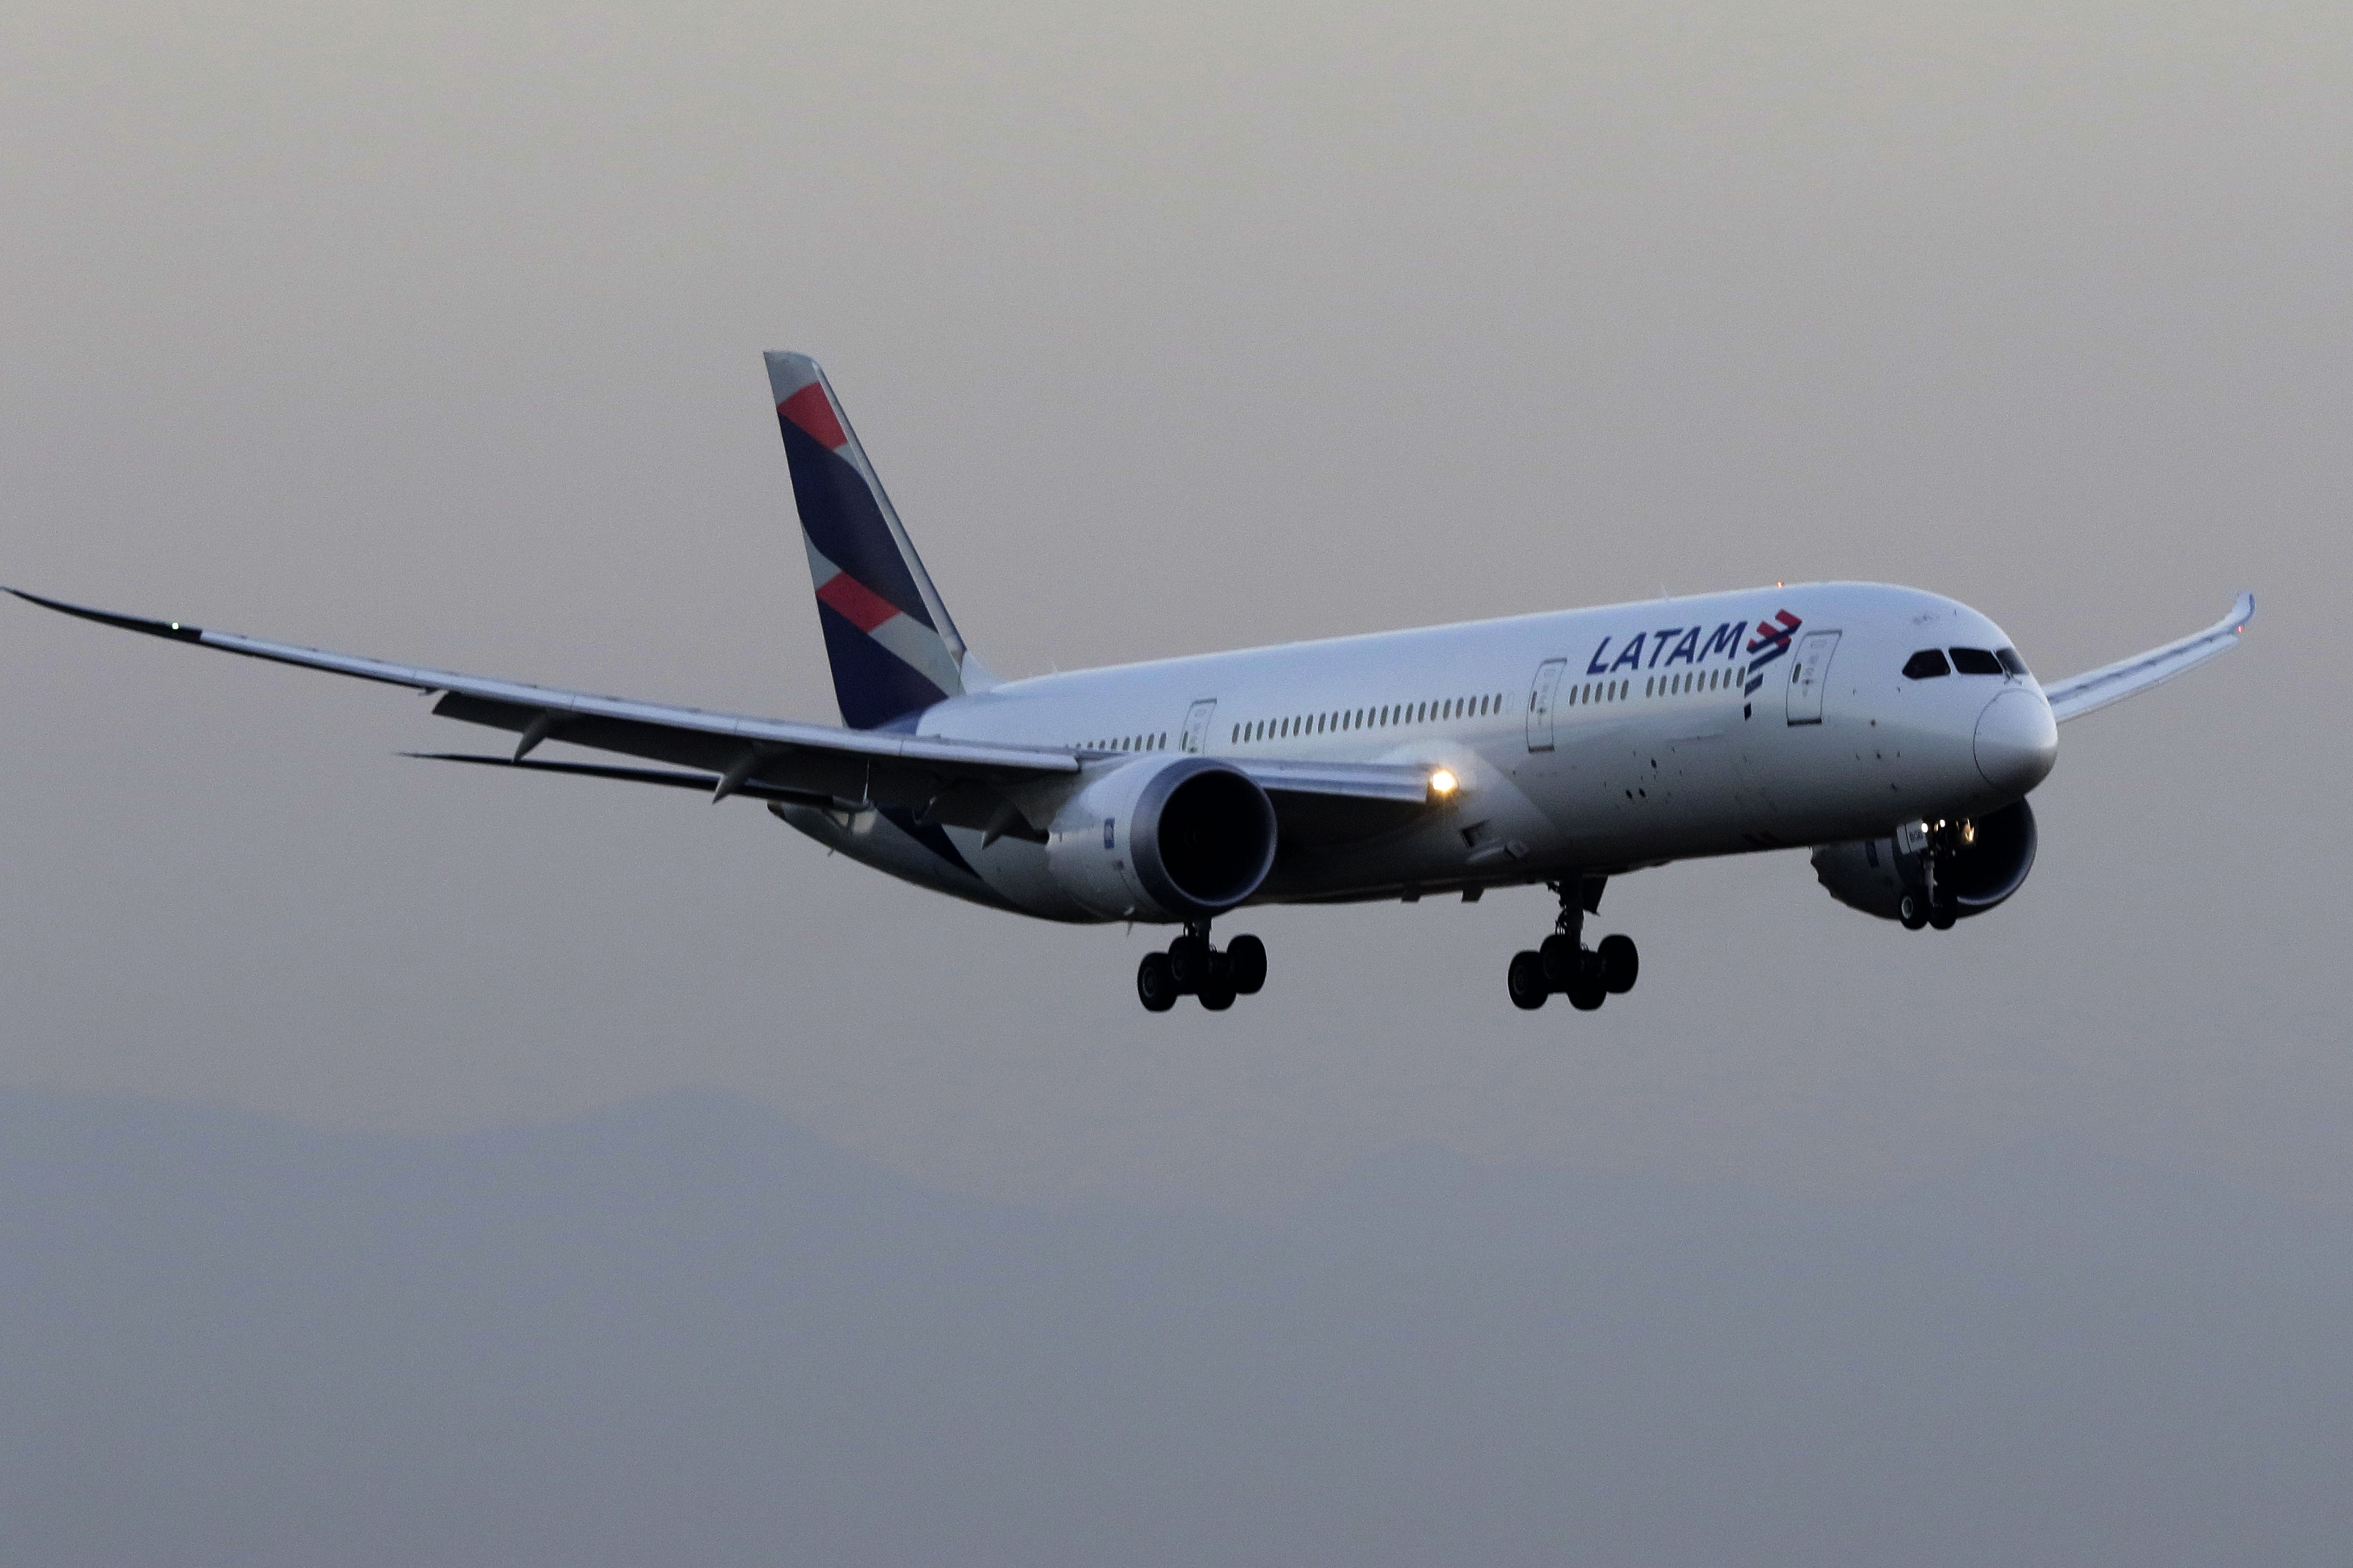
[
  {"left": 1044, "top": 756, "right": 1279, "bottom": 923},
  {"left": 1811, "top": 799, "right": 2038, "bottom": 922}
]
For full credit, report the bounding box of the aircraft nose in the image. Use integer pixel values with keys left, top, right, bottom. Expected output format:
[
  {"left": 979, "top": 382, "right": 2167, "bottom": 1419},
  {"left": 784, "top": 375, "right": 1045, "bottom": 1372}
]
[{"left": 1974, "top": 687, "right": 2058, "bottom": 795}]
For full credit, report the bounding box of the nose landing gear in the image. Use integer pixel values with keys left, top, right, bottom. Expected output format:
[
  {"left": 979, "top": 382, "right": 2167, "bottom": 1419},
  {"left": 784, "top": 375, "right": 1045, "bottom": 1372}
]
[
  {"left": 1509, "top": 878, "right": 1638, "bottom": 1012},
  {"left": 1897, "top": 821, "right": 1969, "bottom": 932},
  {"left": 1138, "top": 923, "right": 1267, "bottom": 1012}
]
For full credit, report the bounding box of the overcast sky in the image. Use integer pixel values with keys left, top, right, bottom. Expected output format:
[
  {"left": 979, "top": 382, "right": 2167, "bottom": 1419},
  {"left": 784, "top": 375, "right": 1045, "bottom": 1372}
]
[{"left": 1, "top": 0, "right": 2345, "bottom": 1213}]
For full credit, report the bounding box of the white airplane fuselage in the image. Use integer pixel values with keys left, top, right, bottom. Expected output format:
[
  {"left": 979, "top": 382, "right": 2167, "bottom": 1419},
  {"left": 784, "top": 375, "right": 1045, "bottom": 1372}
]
[{"left": 779, "top": 580, "right": 2059, "bottom": 921}]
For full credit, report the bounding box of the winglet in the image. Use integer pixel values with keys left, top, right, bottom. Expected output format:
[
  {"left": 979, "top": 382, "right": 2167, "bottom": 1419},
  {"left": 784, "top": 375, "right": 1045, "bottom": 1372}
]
[{"left": 6, "top": 586, "right": 205, "bottom": 642}]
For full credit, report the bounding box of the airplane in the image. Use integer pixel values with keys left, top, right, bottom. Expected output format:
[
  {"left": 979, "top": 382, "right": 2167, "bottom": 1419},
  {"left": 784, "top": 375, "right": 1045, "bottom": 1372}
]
[{"left": 10, "top": 352, "right": 2253, "bottom": 1013}]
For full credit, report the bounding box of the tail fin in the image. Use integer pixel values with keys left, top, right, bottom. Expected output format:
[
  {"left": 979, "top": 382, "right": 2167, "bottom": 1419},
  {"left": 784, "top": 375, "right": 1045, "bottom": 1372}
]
[{"left": 765, "top": 351, "right": 980, "bottom": 730}]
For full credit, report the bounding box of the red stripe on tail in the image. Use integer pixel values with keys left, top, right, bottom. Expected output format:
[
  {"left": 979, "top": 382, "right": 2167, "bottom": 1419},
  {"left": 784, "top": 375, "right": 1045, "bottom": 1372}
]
[
  {"left": 813, "top": 570, "right": 901, "bottom": 634},
  {"left": 778, "top": 383, "right": 849, "bottom": 450}
]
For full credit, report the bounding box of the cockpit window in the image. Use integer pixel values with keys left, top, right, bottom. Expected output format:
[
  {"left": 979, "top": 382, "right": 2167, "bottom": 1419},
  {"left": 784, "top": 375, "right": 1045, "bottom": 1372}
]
[
  {"left": 1949, "top": 647, "right": 2004, "bottom": 675},
  {"left": 1902, "top": 649, "right": 1951, "bottom": 679},
  {"left": 1996, "top": 647, "right": 2029, "bottom": 676}
]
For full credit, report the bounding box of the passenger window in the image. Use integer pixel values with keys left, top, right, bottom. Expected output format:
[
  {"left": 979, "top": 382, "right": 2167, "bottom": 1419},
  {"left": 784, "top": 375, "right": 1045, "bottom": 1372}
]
[
  {"left": 1996, "top": 647, "right": 2030, "bottom": 676},
  {"left": 1903, "top": 649, "right": 1951, "bottom": 679},
  {"left": 1949, "top": 647, "right": 2003, "bottom": 675}
]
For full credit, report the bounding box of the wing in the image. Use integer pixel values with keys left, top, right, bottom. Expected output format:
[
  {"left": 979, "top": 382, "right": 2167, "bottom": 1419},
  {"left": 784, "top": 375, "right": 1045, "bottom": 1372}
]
[
  {"left": 1230, "top": 757, "right": 1439, "bottom": 845},
  {"left": 8, "top": 589, "right": 1445, "bottom": 839},
  {"left": 6, "top": 587, "right": 1079, "bottom": 835},
  {"left": 2040, "top": 593, "right": 2254, "bottom": 723}
]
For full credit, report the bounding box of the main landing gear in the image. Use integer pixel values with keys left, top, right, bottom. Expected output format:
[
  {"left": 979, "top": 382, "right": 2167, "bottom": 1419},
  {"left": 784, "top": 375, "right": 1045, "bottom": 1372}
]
[
  {"left": 1137, "top": 923, "right": 1268, "bottom": 1013},
  {"left": 1897, "top": 888, "right": 1956, "bottom": 931},
  {"left": 1509, "top": 878, "right": 1638, "bottom": 1012}
]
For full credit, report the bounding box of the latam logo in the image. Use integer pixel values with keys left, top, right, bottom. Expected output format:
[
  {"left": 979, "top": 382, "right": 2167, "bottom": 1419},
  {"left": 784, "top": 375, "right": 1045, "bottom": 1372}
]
[
  {"left": 1586, "top": 608, "right": 1804, "bottom": 701},
  {"left": 1743, "top": 609, "right": 1803, "bottom": 697}
]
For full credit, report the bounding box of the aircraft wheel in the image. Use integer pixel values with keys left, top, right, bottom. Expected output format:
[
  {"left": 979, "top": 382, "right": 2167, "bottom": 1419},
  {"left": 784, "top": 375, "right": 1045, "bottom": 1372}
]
[
  {"left": 1226, "top": 934, "right": 1267, "bottom": 995},
  {"left": 1598, "top": 933, "right": 1639, "bottom": 995},
  {"left": 1928, "top": 899, "right": 1958, "bottom": 931},
  {"left": 1137, "top": 951, "right": 1178, "bottom": 1012},
  {"left": 1168, "top": 934, "right": 1213, "bottom": 991},
  {"left": 1539, "top": 933, "right": 1580, "bottom": 988},
  {"left": 1566, "top": 970, "right": 1608, "bottom": 1011},
  {"left": 1507, "top": 951, "right": 1550, "bottom": 1010},
  {"left": 1899, "top": 892, "right": 1929, "bottom": 930},
  {"left": 1198, "top": 957, "right": 1238, "bottom": 1012}
]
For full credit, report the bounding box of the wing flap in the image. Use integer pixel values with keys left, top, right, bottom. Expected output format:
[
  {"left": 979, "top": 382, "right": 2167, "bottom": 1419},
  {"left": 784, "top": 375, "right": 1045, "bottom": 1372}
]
[
  {"left": 2041, "top": 593, "right": 2254, "bottom": 723},
  {"left": 404, "top": 752, "right": 839, "bottom": 805}
]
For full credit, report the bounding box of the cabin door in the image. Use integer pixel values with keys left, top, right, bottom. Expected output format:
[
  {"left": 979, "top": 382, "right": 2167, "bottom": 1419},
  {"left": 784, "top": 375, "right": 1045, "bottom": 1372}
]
[
  {"left": 1181, "top": 699, "right": 1218, "bottom": 754},
  {"left": 1785, "top": 631, "right": 1840, "bottom": 725},
  {"left": 1527, "top": 658, "right": 1567, "bottom": 752}
]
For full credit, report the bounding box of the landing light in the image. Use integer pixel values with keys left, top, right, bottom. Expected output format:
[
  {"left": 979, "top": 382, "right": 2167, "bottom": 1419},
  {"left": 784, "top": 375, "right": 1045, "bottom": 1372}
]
[{"left": 1429, "top": 768, "right": 1459, "bottom": 797}]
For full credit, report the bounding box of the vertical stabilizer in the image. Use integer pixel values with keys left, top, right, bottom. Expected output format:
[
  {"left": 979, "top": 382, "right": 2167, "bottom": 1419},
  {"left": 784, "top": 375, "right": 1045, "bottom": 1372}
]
[{"left": 766, "top": 351, "right": 977, "bottom": 730}]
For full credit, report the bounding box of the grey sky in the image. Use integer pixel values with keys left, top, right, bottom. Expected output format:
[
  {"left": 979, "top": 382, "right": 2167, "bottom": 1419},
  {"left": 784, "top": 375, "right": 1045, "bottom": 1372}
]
[{"left": 1, "top": 0, "right": 2345, "bottom": 1211}]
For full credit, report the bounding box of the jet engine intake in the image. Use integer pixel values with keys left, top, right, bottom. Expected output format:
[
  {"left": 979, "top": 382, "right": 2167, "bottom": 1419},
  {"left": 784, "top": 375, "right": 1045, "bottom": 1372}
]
[
  {"left": 1811, "top": 799, "right": 2038, "bottom": 923},
  {"left": 1046, "top": 756, "right": 1279, "bottom": 922}
]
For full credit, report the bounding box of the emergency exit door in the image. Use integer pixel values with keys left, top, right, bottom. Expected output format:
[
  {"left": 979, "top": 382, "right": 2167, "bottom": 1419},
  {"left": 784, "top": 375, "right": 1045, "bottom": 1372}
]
[
  {"left": 1181, "top": 699, "right": 1218, "bottom": 753},
  {"left": 1785, "top": 631, "right": 1840, "bottom": 725}
]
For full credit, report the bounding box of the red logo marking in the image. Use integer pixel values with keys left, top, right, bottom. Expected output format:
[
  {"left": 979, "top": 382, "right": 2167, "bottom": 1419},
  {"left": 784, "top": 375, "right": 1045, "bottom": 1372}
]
[
  {"left": 814, "top": 570, "right": 900, "bottom": 634},
  {"left": 778, "top": 383, "right": 849, "bottom": 450}
]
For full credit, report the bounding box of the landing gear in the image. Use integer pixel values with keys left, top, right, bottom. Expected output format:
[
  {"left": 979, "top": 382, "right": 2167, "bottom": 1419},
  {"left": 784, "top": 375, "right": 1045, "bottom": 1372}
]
[
  {"left": 1901, "top": 823, "right": 1967, "bottom": 932},
  {"left": 1507, "top": 951, "right": 1549, "bottom": 1010},
  {"left": 1226, "top": 934, "right": 1268, "bottom": 995},
  {"left": 1137, "top": 951, "right": 1178, "bottom": 1012},
  {"left": 1507, "top": 878, "right": 1638, "bottom": 1013},
  {"left": 1138, "top": 923, "right": 1267, "bottom": 1012},
  {"left": 1596, "top": 933, "right": 1639, "bottom": 994}
]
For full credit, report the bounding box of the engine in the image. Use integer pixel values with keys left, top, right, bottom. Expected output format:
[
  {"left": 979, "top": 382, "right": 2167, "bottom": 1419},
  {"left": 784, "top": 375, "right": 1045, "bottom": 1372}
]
[
  {"left": 1045, "top": 756, "right": 1280, "bottom": 922},
  {"left": 1811, "top": 799, "right": 2038, "bottom": 925}
]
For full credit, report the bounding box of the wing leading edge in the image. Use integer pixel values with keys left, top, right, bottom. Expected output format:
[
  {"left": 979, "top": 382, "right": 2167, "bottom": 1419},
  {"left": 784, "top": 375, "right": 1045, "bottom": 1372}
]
[{"left": 2040, "top": 593, "right": 2254, "bottom": 723}]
